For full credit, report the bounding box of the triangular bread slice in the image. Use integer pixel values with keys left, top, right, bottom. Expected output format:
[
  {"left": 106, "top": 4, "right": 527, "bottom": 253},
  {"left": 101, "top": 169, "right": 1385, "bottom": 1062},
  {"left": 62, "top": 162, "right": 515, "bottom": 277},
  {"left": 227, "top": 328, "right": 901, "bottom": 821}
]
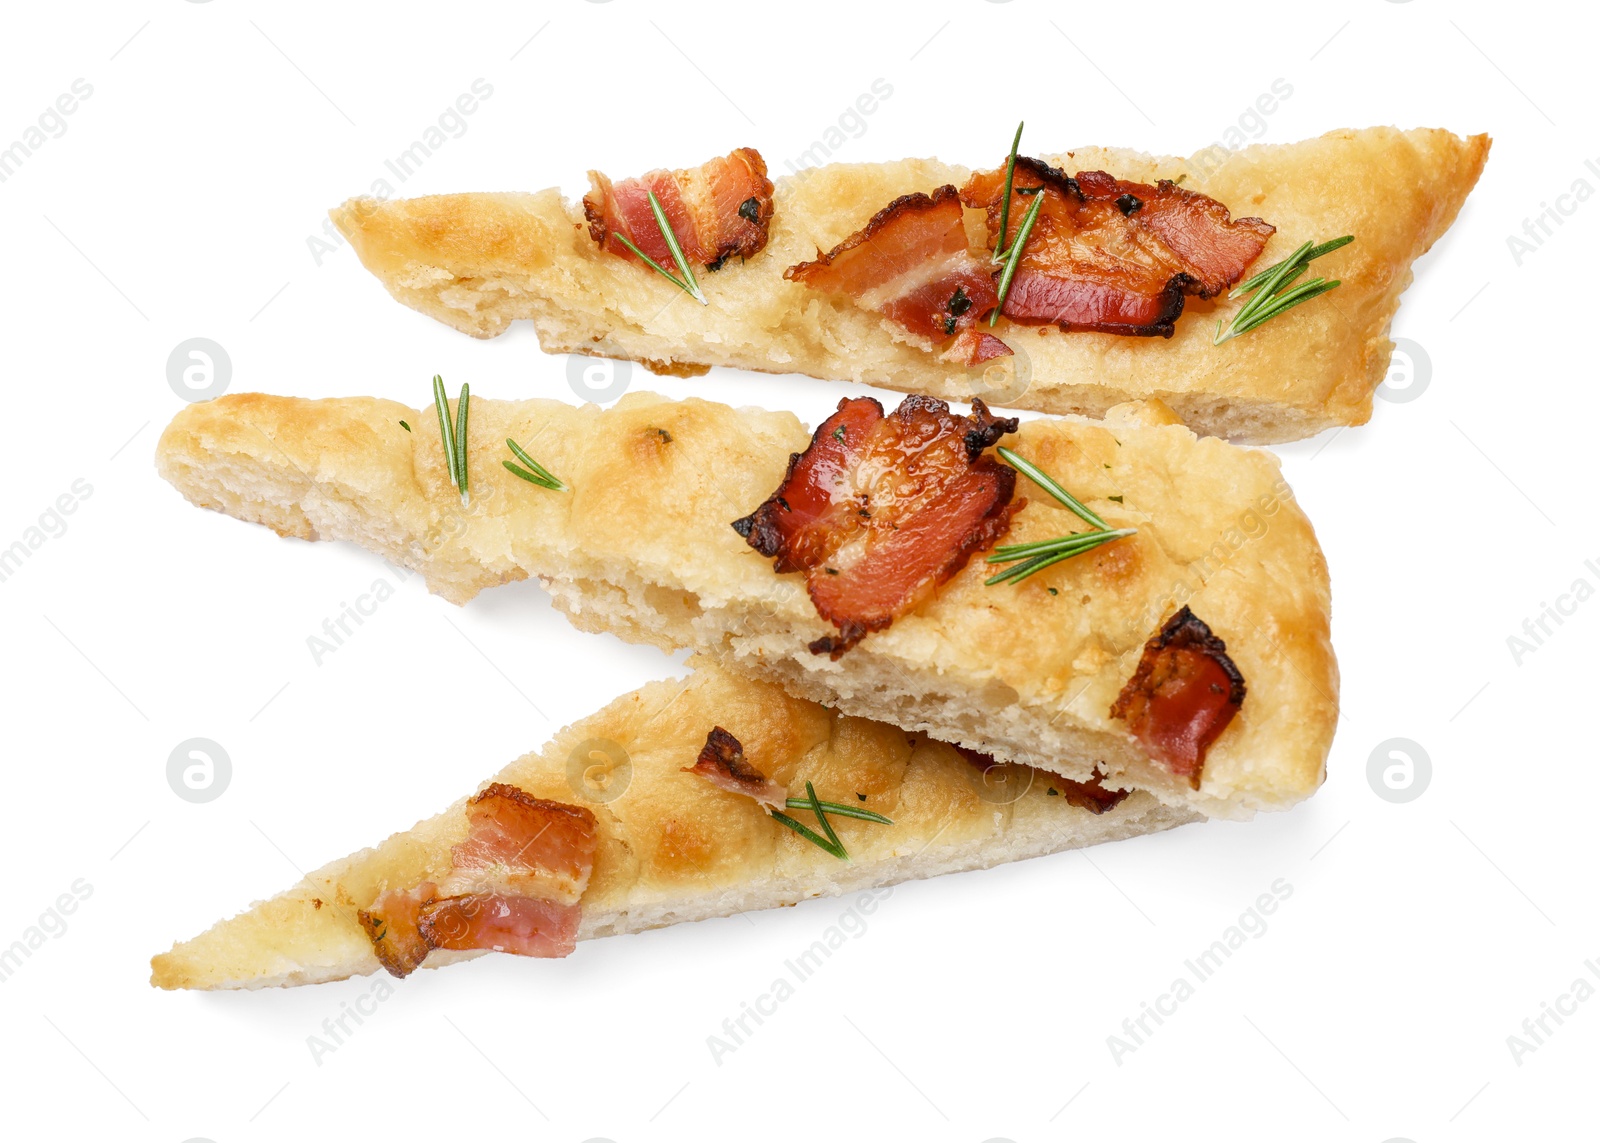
[
  {"left": 156, "top": 389, "right": 1336, "bottom": 819},
  {"left": 330, "top": 126, "right": 1487, "bottom": 443},
  {"left": 151, "top": 664, "right": 1193, "bottom": 990}
]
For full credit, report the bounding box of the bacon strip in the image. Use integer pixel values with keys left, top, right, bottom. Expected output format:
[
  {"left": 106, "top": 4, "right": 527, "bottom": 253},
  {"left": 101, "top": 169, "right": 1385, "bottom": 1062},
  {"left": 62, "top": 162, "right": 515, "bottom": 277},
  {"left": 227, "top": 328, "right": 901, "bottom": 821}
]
[
  {"left": 1111, "top": 607, "right": 1247, "bottom": 788},
  {"left": 584, "top": 147, "right": 775, "bottom": 271},
  {"left": 785, "top": 186, "right": 1012, "bottom": 366},
  {"left": 418, "top": 894, "right": 581, "bottom": 959},
  {"left": 733, "top": 395, "right": 1021, "bottom": 658},
  {"left": 1073, "top": 170, "right": 1276, "bottom": 298},
  {"left": 444, "top": 783, "right": 598, "bottom": 904},
  {"left": 358, "top": 784, "right": 599, "bottom": 977},
  {"left": 961, "top": 158, "right": 1273, "bottom": 336},
  {"left": 683, "top": 726, "right": 788, "bottom": 811},
  {"left": 956, "top": 748, "right": 1130, "bottom": 815}
]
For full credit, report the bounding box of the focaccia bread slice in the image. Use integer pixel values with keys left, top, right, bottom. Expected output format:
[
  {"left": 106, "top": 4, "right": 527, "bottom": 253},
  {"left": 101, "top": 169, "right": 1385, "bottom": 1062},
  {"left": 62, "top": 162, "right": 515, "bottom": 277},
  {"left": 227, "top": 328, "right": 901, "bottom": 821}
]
[
  {"left": 152, "top": 664, "right": 1191, "bottom": 990},
  {"left": 330, "top": 126, "right": 1487, "bottom": 443},
  {"left": 156, "top": 390, "right": 1336, "bottom": 819}
]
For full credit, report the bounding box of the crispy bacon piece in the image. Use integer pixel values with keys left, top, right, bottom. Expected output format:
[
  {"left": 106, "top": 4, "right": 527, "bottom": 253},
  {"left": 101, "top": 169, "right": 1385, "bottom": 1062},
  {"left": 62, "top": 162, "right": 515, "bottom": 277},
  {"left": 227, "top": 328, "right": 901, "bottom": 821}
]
[
  {"left": 1111, "top": 607, "right": 1247, "bottom": 788},
  {"left": 683, "top": 726, "right": 788, "bottom": 810},
  {"left": 960, "top": 158, "right": 1273, "bottom": 336},
  {"left": 418, "top": 894, "right": 581, "bottom": 960},
  {"left": 956, "top": 747, "right": 1131, "bottom": 815},
  {"left": 732, "top": 395, "right": 1021, "bottom": 658},
  {"left": 358, "top": 883, "right": 437, "bottom": 978},
  {"left": 445, "top": 783, "right": 598, "bottom": 903},
  {"left": 358, "top": 784, "right": 598, "bottom": 977},
  {"left": 584, "top": 147, "right": 775, "bottom": 271},
  {"left": 785, "top": 186, "right": 1012, "bottom": 364},
  {"left": 1073, "top": 171, "right": 1275, "bottom": 298}
]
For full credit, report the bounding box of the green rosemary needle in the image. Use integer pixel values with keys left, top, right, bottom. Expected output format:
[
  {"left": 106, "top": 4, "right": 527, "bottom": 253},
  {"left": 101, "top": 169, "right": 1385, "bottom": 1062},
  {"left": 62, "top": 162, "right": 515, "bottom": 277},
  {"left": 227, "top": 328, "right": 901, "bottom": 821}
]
[
  {"left": 992, "top": 121, "right": 1025, "bottom": 266},
  {"left": 1215, "top": 235, "right": 1352, "bottom": 345},
  {"left": 502, "top": 438, "right": 566, "bottom": 491},
  {"left": 987, "top": 122, "right": 1046, "bottom": 326},
  {"left": 1229, "top": 235, "right": 1353, "bottom": 298},
  {"left": 785, "top": 798, "right": 893, "bottom": 825},
  {"left": 454, "top": 382, "right": 470, "bottom": 502},
  {"left": 996, "top": 446, "right": 1109, "bottom": 530},
  {"left": 610, "top": 189, "right": 707, "bottom": 305},
  {"left": 769, "top": 810, "right": 846, "bottom": 860},
  {"left": 986, "top": 531, "right": 1135, "bottom": 586},
  {"left": 432, "top": 375, "right": 471, "bottom": 506},
  {"left": 804, "top": 781, "right": 845, "bottom": 854},
  {"left": 986, "top": 446, "right": 1134, "bottom": 586},
  {"left": 990, "top": 190, "right": 1044, "bottom": 327},
  {"left": 769, "top": 781, "right": 895, "bottom": 860}
]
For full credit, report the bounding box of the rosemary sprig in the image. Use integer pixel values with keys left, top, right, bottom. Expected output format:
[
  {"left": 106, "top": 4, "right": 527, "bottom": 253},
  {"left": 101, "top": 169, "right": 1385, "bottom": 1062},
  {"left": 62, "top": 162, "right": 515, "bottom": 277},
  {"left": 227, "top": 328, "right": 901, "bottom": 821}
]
[
  {"left": 432, "top": 375, "right": 471, "bottom": 505},
  {"left": 1229, "top": 235, "right": 1353, "bottom": 298},
  {"left": 992, "top": 121, "right": 1025, "bottom": 266},
  {"left": 1214, "top": 235, "right": 1352, "bottom": 345},
  {"left": 785, "top": 797, "right": 892, "bottom": 825},
  {"left": 454, "top": 382, "right": 470, "bottom": 501},
  {"left": 996, "top": 446, "right": 1109, "bottom": 530},
  {"left": 610, "top": 189, "right": 707, "bottom": 305},
  {"left": 990, "top": 191, "right": 1044, "bottom": 328},
  {"left": 987, "top": 122, "right": 1046, "bottom": 326},
  {"left": 986, "top": 532, "right": 1135, "bottom": 586},
  {"left": 986, "top": 446, "right": 1135, "bottom": 586},
  {"left": 803, "top": 781, "right": 845, "bottom": 855},
  {"left": 502, "top": 438, "right": 566, "bottom": 491},
  {"left": 769, "top": 781, "right": 895, "bottom": 860},
  {"left": 770, "top": 810, "right": 846, "bottom": 859}
]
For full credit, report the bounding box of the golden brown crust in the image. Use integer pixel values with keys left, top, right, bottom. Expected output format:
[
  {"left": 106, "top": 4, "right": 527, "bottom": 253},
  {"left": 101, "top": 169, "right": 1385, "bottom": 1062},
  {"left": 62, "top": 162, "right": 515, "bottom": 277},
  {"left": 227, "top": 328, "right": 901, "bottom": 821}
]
[
  {"left": 330, "top": 127, "right": 1488, "bottom": 443},
  {"left": 150, "top": 664, "right": 1193, "bottom": 990},
  {"left": 156, "top": 390, "right": 1337, "bottom": 818}
]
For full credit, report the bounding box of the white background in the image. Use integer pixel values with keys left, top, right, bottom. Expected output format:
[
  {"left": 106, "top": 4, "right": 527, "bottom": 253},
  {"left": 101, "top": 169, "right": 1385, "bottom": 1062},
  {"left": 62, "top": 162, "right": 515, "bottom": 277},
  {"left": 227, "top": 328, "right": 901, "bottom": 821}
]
[{"left": 0, "top": 1, "right": 1592, "bottom": 1139}]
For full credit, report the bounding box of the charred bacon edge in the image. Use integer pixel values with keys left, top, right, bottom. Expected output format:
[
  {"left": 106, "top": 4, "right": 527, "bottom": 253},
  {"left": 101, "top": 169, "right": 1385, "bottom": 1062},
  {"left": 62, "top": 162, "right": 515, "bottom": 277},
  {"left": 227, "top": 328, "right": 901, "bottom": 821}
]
[
  {"left": 1110, "top": 606, "right": 1248, "bottom": 788},
  {"left": 731, "top": 396, "right": 886, "bottom": 567},
  {"left": 1027, "top": 276, "right": 1190, "bottom": 338},
  {"left": 707, "top": 146, "right": 777, "bottom": 268},
  {"left": 1129, "top": 606, "right": 1247, "bottom": 706},
  {"left": 1004, "top": 156, "right": 1083, "bottom": 202},
  {"left": 467, "top": 781, "right": 599, "bottom": 834},
  {"left": 682, "top": 726, "right": 788, "bottom": 809},
  {"left": 960, "top": 396, "right": 1020, "bottom": 460},
  {"left": 582, "top": 169, "right": 619, "bottom": 249}
]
